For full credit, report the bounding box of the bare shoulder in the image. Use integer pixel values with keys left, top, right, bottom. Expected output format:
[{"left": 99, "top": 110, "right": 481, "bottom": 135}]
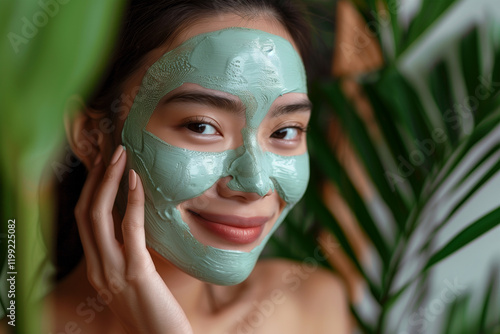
[
  {"left": 251, "top": 258, "right": 350, "bottom": 333},
  {"left": 42, "top": 281, "right": 86, "bottom": 333},
  {"left": 41, "top": 264, "right": 118, "bottom": 334}
]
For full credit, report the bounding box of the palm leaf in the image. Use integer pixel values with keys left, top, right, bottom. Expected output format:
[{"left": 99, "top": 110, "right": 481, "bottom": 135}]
[
  {"left": 292, "top": 1, "right": 500, "bottom": 333},
  {"left": 0, "top": 1, "right": 125, "bottom": 332},
  {"left": 424, "top": 205, "right": 500, "bottom": 271}
]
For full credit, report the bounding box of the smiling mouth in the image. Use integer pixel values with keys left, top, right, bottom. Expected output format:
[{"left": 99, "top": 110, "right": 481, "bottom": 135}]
[{"left": 188, "top": 210, "right": 269, "bottom": 244}]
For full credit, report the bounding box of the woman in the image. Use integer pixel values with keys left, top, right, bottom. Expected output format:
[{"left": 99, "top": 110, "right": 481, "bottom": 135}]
[{"left": 46, "top": 1, "right": 349, "bottom": 333}]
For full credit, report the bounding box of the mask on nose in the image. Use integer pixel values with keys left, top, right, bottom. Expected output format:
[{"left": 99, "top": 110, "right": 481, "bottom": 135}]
[{"left": 122, "top": 28, "right": 309, "bottom": 285}]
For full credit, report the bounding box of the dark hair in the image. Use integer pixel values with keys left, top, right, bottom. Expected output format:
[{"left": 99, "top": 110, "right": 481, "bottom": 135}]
[{"left": 53, "top": 0, "right": 313, "bottom": 281}]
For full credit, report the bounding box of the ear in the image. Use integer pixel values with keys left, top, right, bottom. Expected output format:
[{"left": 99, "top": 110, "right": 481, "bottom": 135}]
[{"left": 64, "top": 98, "right": 103, "bottom": 170}]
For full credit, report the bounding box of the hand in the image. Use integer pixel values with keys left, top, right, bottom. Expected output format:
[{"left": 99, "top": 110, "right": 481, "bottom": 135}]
[{"left": 74, "top": 145, "right": 193, "bottom": 334}]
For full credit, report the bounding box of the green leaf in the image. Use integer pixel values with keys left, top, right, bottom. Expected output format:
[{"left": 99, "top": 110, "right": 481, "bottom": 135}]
[
  {"left": 373, "top": 67, "right": 438, "bottom": 160},
  {"left": 303, "top": 182, "right": 382, "bottom": 300},
  {"left": 320, "top": 80, "right": 409, "bottom": 226},
  {"left": 0, "top": 1, "right": 125, "bottom": 332},
  {"left": 442, "top": 296, "right": 471, "bottom": 334},
  {"left": 452, "top": 143, "right": 500, "bottom": 191},
  {"left": 492, "top": 41, "right": 500, "bottom": 87},
  {"left": 404, "top": 0, "right": 459, "bottom": 52},
  {"left": 363, "top": 78, "right": 424, "bottom": 198},
  {"left": 0, "top": 0, "right": 124, "bottom": 157},
  {"left": 386, "top": 0, "right": 403, "bottom": 57},
  {"left": 428, "top": 60, "right": 460, "bottom": 145},
  {"left": 435, "top": 153, "right": 500, "bottom": 232},
  {"left": 307, "top": 127, "right": 391, "bottom": 266},
  {"left": 424, "top": 205, "right": 500, "bottom": 271},
  {"left": 459, "top": 28, "right": 482, "bottom": 110},
  {"left": 422, "top": 106, "right": 500, "bottom": 206},
  {"left": 478, "top": 267, "right": 499, "bottom": 333}
]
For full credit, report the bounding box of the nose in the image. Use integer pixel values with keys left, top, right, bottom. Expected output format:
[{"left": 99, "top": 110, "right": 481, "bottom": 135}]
[{"left": 226, "top": 145, "right": 273, "bottom": 197}]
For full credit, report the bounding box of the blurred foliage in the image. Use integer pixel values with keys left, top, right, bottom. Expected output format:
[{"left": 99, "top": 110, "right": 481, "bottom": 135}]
[
  {"left": 271, "top": 0, "right": 500, "bottom": 333},
  {"left": 0, "top": 0, "right": 124, "bottom": 332}
]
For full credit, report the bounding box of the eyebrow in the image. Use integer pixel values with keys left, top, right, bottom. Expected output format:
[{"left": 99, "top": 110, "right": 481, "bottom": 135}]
[
  {"left": 162, "top": 92, "right": 246, "bottom": 116},
  {"left": 270, "top": 100, "right": 312, "bottom": 118},
  {"left": 162, "top": 91, "right": 312, "bottom": 117}
]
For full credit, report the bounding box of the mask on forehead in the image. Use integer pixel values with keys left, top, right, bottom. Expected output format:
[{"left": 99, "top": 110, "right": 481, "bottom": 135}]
[{"left": 122, "top": 28, "right": 309, "bottom": 285}]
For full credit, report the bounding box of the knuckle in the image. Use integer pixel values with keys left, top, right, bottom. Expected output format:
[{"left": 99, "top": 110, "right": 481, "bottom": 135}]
[
  {"left": 125, "top": 261, "right": 154, "bottom": 283},
  {"left": 74, "top": 203, "right": 85, "bottom": 220},
  {"left": 127, "top": 195, "right": 143, "bottom": 207},
  {"left": 102, "top": 167, "right": 119, "bottom": 184},
  {"left": 103, "top": 268, "right": 121, "bottom": 286},
  {"left": 90, "top": 210, "right": 104, "bottom": 225},
  {"left": 124, "top": 271, "right": 141, "bottom": 283}
]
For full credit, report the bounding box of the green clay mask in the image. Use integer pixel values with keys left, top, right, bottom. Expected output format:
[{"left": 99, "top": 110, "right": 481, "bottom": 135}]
[{"left": 122, "top": 28, "right": 309, "bottom": 285}]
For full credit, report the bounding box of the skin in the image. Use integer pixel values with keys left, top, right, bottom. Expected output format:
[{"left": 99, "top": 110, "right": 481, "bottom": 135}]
[{"left": 45, "top": 13, "right": 350, "bottom": 334}]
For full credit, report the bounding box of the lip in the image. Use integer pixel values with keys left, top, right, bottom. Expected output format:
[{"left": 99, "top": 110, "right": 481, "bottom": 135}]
[{"left": 188, "top": 210, "right": 269, "bottom": 244}]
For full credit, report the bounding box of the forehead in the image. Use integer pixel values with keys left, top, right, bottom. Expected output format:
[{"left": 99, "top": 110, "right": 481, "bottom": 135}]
[
  {"left": 125, "top": 15, "right": 303, "bottom": 98},
  {"left": 123, "top": 28, "right": 308, "bottom": 142},
  {"left": 150, "top": 28, "right": 307, "bottom": 122},
  {"left": 172, "top": 28, "right": 306, "bottom": 93}
]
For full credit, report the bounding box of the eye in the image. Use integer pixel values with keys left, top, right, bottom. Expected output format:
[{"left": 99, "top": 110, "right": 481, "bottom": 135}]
[
  {"left": 186, "top": 123, "right": 218, "bottom": 135},
  {"left": 271, "top": 126, "right": 305, "bottom": 141}
]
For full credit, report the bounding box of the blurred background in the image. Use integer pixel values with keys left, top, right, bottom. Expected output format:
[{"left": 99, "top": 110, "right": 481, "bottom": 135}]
[{"left": 1, "top": 0, "right": 499, "bottom": 333}]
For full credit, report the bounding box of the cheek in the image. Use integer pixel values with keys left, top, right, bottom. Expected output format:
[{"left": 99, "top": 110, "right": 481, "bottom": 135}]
[
  {"left": 130, "top": 130, "right": 236, "bottom": 205},
  {"left": 266, "top": 151, "right": 310, "bottom": 205},
  {"left": 177, "top": 184, "right": 219, "bottom": 214},
  {"left": 276, "top": 193, "right": 287, "bottom": 213}
]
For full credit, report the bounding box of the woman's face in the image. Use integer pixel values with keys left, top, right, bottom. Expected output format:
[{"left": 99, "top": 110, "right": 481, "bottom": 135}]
[
  {"left": 145, "top": 82, "right": 310, "bottom": 252},
  {"left": 111, "top": 14, "right": 311, "bottom": 284}
]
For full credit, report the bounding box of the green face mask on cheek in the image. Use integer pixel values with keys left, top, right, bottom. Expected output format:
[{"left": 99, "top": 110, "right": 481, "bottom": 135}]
[{"left": 122, "top": 28, "right": 309, "bottom": 285}]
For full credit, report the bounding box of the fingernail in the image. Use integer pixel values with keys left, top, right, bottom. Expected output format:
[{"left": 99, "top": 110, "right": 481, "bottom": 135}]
[
  {"left": 111, "top": 145, "right": 124, "bottom": 165},
  {"left": 129, "top": 169, "right": 137, "bottom": 190},
  {"left": 94, "top": 153, "right": 102, "bottom": 166}
]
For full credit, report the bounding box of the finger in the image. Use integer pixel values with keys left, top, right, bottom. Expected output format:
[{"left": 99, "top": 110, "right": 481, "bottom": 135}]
[
  {"left": 91, "top": 145, "right": 126, "bottom": 262},
  {"left": 122, "top": 169, "right": 152, "bottom": 270},
  {"left": 75, "top": 153, "right": 105, "bottom": 271}
]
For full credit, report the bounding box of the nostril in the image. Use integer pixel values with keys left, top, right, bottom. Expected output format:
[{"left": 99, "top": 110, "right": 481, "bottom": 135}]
[
  {"left": 226, "top": 172, "right": 272, "bottom": 198},
  {"left": 216, "top": 175, "right": 266, "bottom": 201}
]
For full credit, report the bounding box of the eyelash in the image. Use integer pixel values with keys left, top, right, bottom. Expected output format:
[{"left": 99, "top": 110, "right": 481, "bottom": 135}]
[
  {"left": 180, "top": 116, "right": 220, "bottom": 135},
  {"left": 271, "top": 125, "right": 309, "bottom": 140},
  {"left": 180, "top": 117, "right": 308, "bottom": 140}
]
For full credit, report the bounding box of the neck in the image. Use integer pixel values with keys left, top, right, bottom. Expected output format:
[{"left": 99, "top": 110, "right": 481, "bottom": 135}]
[
  {"left": 149, "top": 249, "right": 244, "bottom": 314},
  {"left": 148, "top": 248, "right": 215, "bottom": 315}
]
